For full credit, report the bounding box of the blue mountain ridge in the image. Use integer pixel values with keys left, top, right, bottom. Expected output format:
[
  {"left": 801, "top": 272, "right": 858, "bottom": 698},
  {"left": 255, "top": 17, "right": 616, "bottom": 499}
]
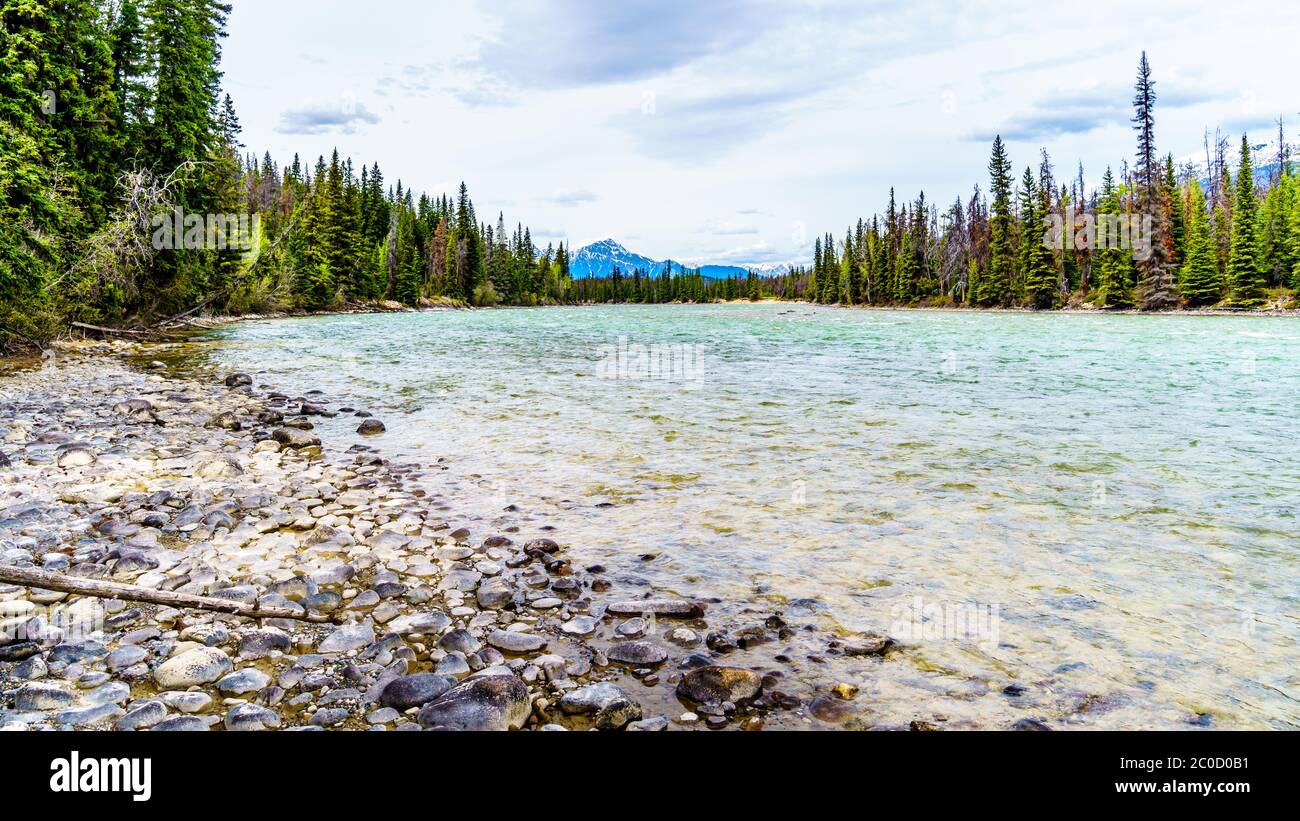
[{"left": 568, "top": 239, "right": 791, "bottom": 281}]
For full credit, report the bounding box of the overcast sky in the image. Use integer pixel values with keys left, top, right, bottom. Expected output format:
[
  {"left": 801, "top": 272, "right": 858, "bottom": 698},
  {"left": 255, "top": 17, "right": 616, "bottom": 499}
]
[{"left": 224, "top": 0, "right": 1296, "bottom": 267}]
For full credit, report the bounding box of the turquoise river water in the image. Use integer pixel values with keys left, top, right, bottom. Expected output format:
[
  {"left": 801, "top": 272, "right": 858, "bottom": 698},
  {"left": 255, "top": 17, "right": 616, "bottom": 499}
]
[{"left": 201, "top": 304, "right": 1299, "bottom": 729}]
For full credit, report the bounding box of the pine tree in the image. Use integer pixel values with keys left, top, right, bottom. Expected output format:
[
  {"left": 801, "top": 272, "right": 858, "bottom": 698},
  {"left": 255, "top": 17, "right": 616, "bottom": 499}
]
[
  {"left": 1017, "top": 166, "right": 1039, "bottom": 303},
  {"left": 809, "top": 236, "right": 822, "bottom": 302},
  {"left": 839, "top": 230, "right": 855, "bottom": 304},
  {"left": 109, "top": 0, "right": 150, "bottom": 163},
  {"left": 895, "top": 229, "right": 916, "bottom": 302},
  {"left": 145, "top": 0, "right": 230, "bottom": 177},
  {"left": 820, "top": 233, "right": 837, "bottom": 303},
  {"left": 1164, "top": 155, "right": 1185, "bottom": 270},
  {"left": 1212, "top": 161, "right": 1233, "bottom": 277},
  {"left": 1227, "top": 137, "right": 1267, "bottom": 307},
  {"left": 1179, "top": 180, "right": 1221, "bottom": 306},
  {"left": 978, "top": 136, "right": 1014, "bottom": 306},
  {"left": 1132, "top": 53, "right": 1178, "bottom": 310},
  {"left": 1290, "top": 177, "right": 1300, "bottom": 291},
  {"left": 1024, "top": 168, "right": 1058, "bottom": 309},
  {"left": 1256, "top": 168, "right": 1294, "bottom": 286},
  {"left": 1096, "top": 168, "right": 1135, "bottom": 308},
  {"left": 0, "top": 0, "right": 68, "bottom": 336}
]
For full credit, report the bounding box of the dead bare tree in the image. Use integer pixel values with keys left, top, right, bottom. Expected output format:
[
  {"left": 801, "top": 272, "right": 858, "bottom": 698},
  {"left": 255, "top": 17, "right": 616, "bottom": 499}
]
[{"left": 45, "top": 161, "right": 199, "bottom": 308}]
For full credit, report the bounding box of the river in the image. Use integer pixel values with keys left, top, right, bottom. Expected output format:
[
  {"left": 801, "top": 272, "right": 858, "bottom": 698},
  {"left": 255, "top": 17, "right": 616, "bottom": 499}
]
[{"left": 191, "top": 303, "right": 1300, "bottom": 729}]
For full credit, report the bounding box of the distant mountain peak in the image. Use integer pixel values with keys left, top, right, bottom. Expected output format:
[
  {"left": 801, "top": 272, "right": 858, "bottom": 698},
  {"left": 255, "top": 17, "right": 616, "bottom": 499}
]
[{"left": 569, "top": 238, "right": 800, "bottom": 281}]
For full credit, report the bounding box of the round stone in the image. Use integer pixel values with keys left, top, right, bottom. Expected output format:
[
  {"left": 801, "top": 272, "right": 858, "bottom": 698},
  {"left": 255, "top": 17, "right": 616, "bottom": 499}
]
[
  {"left": 380, "top": 674, "right": 456, "bottom": 710},
  {"left": 153, "top": 647, "right": 232, "bottom": 689},
  {"left": 677, "top": 666, "right": 763, "bottom": 704},
  {"left": 216, "top": 668, "right": 271, "bottom": 695},
  {"left": 606, "top": 641, "right": 668, "bottom": 665},
  {"left": 486, "top": 630, "right": 547, "bottom": 654},
  {"left": 561, "top": 616, "right": 599, "bottom": 636}
]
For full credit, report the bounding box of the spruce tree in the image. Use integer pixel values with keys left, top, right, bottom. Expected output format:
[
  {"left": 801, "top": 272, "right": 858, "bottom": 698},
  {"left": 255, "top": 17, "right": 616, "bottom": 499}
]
[
  {"left": 0, "top": 0, "right": 67, "bottom": 337},
  {"left": 1290, "top": 177, "right": 1300, "bottom": 291},
  {"left": 1131, "top": 53, "right": 1178, "bottom": 310},
  {"left": 895, "top": 229, "right": 916, "bottom": 302},
  {"left": 145, "top": 0, "right": 230, "bottom": 177},
  {"left": 1017, "top": 166, "right": 1039, "bottom": 303},
  {"left": 809, "top": 236, "right": 821, "bottom": 302},
  {"left": 1257, "top": 169, "right": 1294, "bottom": 286},
  {"left": 979, "top": 136, "right": 1014, "bottom": 306},
  {"left": 1227, "top": 136, "right": 1267, "bottom": 307},
  {"left": 1164, "top": 155, "right": 1185, "bottom": 270},
  {"left": 1096, "top": 168, "right": 1135, "bottom": 308},
  {"left": 1213, "top": 162, "right": 1233, "bottom": 276},
  {"left": 840, "top": 230, "right": 855, "bottom": 304},
  {"left": 1179, "top": 180, "right": 1221, "bottom": 306},
  {"left": 1024, "top": 174, "right": 1058, "bottom": 309},
  {"left": 109, "top": 0, "right": 150, "bottom": 164}
]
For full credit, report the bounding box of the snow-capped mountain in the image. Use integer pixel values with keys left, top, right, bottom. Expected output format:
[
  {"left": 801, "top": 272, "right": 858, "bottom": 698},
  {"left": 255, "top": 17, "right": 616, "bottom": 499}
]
[
  {"left": 569, "top": 239, "right": 670, "bottom": 279},
  {"left": 749, "top": 262, "right": 794, "bottom": 278},
  {"left": 569, "top": 239, "right": 801, "bottom": 280}
]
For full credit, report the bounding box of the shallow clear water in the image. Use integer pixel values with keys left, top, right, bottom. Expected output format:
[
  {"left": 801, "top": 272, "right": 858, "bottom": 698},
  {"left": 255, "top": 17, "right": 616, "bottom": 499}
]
[{"left": 205, "top": 304, "right": 1299, "bottom": 728}]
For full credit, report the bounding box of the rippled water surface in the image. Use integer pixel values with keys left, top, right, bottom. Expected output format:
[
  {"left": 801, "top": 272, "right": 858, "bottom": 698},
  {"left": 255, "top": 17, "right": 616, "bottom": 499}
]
[{"left": 203, "top": 304, "right": 1299, "bottom": 728}]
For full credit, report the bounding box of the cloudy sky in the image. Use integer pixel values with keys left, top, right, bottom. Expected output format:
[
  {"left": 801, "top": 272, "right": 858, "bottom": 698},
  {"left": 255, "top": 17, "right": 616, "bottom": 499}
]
[{"left": 224, "top": 0, "right": 1296, "bottom": 267}]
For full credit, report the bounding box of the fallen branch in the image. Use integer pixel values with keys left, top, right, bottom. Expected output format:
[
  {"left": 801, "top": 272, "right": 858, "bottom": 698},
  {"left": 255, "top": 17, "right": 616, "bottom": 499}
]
[
  {"left": 71, "top": 321, "right": 145, "bottom": 336},
  {"left": 0, "top": 324, "right": 48, "bottom": 354},
  {"left": 152, "top": 294, "right": 221, "bottom": 328},
  {"left": 0, "top": 565, "right": 338, "bottom": 624}
]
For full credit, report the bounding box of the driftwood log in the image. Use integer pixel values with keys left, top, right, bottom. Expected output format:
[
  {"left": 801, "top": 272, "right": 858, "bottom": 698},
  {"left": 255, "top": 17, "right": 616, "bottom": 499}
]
[
  {"left": 71, "top": 321, "right": 145, "bottom": 336},
  {"left": 0, "top": 566, "right": 337, "bottom": 624}
]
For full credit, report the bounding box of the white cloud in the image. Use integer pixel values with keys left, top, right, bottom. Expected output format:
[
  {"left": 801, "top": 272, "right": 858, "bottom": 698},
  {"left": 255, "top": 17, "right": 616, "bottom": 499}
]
[
  {"left": 225, "top": 0, "right": 1300, "bottom": 268},
  {"left": 276, "top": 100, "right": 381, "bottom": 136}
]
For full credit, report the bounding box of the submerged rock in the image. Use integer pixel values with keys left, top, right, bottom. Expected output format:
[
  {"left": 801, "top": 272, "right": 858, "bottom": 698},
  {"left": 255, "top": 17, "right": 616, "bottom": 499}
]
[
  {"left": 416, "top": 675, "right": 531, "bottom": 732},
  {"left": 839, "top": 632, "right": 898, "bottom": 657},
  {"left": 476, "top": 578, "right": 514, "bottom": 610},
  {"left": 238, "top": 629, "right": 292, "bottom": 659},
  {"left": 271, "top": 427, "right": 321, "bottom": 449},
  {"left": 606, "top": 600, "right": 704, "bottom": 619},
  {"left": 677, "top": 667, "right": 763, "bottom": 705},
  {"left": 437, "top": 629, "right": 481, "bottom": 655},
  {"left": 607, "top": 641, "right": 669, "bottom": 665},
  {"left": 627, "top": 716, "right": 670, "bottom": 732},
  {"left": 558, "top": 682, "right": 643, "bottom": 731},
  {"left": 1011, "top": 718, "right": 1052, "bottom": 731},
  {"left": 808, "top": 696, "right": 856, "bottom": 724},
  {"left": 560, "top": 616, "right": 599, "bottom": 636}
]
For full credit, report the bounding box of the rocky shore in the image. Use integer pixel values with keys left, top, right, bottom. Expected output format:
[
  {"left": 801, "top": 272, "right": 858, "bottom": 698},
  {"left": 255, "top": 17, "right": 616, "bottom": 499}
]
[{"left": 0, "top": 342, "right": 905, "bottom": 732}]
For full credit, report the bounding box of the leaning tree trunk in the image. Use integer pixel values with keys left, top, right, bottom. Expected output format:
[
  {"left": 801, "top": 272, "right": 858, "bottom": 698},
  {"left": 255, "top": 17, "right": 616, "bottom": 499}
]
[{"left": 0, "top": 566, "right": 337, "bottom": 624}]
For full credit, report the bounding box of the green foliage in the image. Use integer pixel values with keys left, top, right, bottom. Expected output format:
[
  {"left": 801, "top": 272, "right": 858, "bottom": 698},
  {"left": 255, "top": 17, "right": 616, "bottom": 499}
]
[
  {"left": 1257, "top": 170, "right": 1295, "bottom": 286},
  {"left": 1095, "top": 169, "right": 1135, "bottom": 308},
  {"left": 978, "top": 136, "right": 1014, "bottom": 307},
  {"left": 1020, "top": 165, "right": 1057, "bottom": 309},
  {"left": 1227, "top": 137, "right": 1267, "bottom": 308},
  {"left": 1179, "top": 180, "right": 1221, "bottom": 306},
  {"left": 4, "top": 33, "right": 1298, "bottom": 350}
]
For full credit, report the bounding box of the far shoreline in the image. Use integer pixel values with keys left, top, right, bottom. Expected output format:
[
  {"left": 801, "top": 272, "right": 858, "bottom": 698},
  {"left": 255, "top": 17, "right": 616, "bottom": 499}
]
[{"left": 6, "top": 295, "right": 1300, "bottom": 364}]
